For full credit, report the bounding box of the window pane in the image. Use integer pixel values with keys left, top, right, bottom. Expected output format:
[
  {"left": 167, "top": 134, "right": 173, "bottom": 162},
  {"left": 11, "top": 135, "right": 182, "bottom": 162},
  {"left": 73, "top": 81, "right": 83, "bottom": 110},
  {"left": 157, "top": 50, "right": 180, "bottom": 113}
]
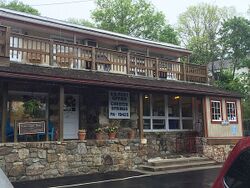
[
  {"left": 211, "top": 100, "right": 221, "bottom": 121},
  {"left": 152, "top": 94, "right": 165, "bottom": 116},
  {"left": 143, "top": 119, "right": 150, "bottom": 129},
  {"left": 169, "top": 119, "right": 180, "bottom": 129},
  {"left": 183, "top": 120, "right": 193, "bottom": 130},
  {"left": 9, "top": 95, "right": 46, "bottom": 125},
  {"left": 153, "top": 119, "right": 165, "bottom": 129},
  {"left": 227, "top": 102, "right": 237, "bottom": 121},
  {"left": 224, "top": 149, "right": 250, "bottom": 188},
  {"left": 143, "top": 94, "right": 150, "bottom": 116},
  {"left": 168, "top": 96, "right": 180, "bottom": 117},
  {"left": 182, "top": 97, "right": 192, "bottom": 117}
]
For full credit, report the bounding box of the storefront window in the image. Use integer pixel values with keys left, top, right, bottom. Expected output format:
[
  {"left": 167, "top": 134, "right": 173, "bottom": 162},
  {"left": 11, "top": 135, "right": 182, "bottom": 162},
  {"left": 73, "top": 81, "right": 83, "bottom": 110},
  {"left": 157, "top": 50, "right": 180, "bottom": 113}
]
[
  {"left": 168, "top": 96, "right": 180, "bottom": 117},
  {"left": 152, "top": 94, "right": 165, "bottom": 116},
  {"left": 169, "top": 119, "right": 180, "bottom": 129},
  {"left": 153, "top": 119, "right": 165, "bottom": 129},
  {"left": 143, "top": 94, "right": 195, "bottom": 131},
  {"left": 7, "top": 93, "right": 47, "bottom": 142},
  {"left": 143, "top": 94, "right": 150, "bottom": 116},
  {"left": 182, "top": 97, "right": 192, "bottom": 117}
]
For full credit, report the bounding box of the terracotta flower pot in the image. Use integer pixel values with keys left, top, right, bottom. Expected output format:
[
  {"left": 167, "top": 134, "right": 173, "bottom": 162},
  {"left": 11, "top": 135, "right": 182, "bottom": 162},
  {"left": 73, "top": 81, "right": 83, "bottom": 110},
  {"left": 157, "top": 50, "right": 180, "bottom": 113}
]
[
  {"left": 108, "top": 132, "right": 116, "bottom": 139},
  {"left": 78, "top": 131, "right": 86, "bottom": 140}
]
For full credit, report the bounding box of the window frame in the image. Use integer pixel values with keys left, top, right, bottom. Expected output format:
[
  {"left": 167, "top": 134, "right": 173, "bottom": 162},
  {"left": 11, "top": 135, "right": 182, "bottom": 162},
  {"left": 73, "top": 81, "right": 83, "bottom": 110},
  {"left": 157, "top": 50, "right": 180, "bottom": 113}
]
[
  {"left": 143, "top": 94, "right": 194, "bottom": 132},
  {"left": 210, "top": 99, "right": 223, "bottom": 123},
  {"left": 226, "top": 100, "right": 238, "bottom": 124}
]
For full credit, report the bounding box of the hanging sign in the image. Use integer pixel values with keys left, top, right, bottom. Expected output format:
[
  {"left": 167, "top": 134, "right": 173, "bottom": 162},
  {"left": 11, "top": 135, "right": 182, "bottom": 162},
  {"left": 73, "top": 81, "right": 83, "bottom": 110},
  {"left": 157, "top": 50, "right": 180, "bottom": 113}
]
[
  {"left": 109, "top": 91, "right": 130, "bottom": 119},
  {"left": 18, "top": 121, "right": 46, "bottom": 135}
]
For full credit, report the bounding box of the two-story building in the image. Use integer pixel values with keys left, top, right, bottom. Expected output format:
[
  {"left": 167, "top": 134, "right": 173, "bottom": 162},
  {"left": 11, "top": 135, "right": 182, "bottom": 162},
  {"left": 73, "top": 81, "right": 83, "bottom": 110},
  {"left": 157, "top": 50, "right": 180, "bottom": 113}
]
[{"left": 0, "top": 8, "right": 243, "bottom": 181}]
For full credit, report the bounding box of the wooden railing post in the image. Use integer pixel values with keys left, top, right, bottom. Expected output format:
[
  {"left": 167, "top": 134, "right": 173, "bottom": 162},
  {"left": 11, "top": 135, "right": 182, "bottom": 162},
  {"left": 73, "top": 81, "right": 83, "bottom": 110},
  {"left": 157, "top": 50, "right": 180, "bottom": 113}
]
[
  {"left": 205, "top": 65, "right": 208, "bottom": 84},
  {"left": 5, "top": 27, "right": 10, "bottom": 57},
  {"left": 155, "top": 58, "right": 159, "bottom": 78},
  {"left": 49, "top": 39, "right": 54, "bottom": 66},
  {"left": 183, "top": 56, "right": 188, "bottom": 81},
  {"left": 126, "top": 51, "right": 130, "bottom": 74},
  {"left": 91, "top": 47, "right": 96, "bottom": 70}
]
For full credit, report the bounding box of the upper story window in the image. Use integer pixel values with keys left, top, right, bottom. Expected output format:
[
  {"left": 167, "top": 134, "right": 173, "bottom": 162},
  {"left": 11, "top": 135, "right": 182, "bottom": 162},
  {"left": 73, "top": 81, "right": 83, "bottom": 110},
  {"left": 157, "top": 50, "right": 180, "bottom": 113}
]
[
  {"left": 211, "top": 100, "right": 222, "bottom": 122},
  {"left": 227, "top": 101, "right": 237, "bottom": 122}
]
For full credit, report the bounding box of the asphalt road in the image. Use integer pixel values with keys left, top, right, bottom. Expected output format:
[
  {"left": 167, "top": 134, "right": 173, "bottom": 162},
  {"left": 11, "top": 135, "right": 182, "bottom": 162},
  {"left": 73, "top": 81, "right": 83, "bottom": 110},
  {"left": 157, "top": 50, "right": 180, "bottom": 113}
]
[{"left": 13, "top": 168, "right": 220, "bottom": 188}]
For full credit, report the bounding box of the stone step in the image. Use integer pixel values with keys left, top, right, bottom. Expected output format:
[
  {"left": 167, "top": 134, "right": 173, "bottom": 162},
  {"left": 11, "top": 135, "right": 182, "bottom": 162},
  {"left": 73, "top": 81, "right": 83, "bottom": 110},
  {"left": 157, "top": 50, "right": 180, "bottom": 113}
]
[
  {"left": 139, "top": 160, "right": 218, "bottom": 172},
  {"left": 149, "top": 157, "right": 211, "bottom": 166}
]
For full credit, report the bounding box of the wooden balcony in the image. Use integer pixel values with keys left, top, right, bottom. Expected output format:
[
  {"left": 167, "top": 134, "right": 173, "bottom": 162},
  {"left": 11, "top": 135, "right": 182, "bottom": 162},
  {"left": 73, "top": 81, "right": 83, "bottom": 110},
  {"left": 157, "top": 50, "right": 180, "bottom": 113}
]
[{"left": 0, "top": 25, "right": 208, "bottom": 84}]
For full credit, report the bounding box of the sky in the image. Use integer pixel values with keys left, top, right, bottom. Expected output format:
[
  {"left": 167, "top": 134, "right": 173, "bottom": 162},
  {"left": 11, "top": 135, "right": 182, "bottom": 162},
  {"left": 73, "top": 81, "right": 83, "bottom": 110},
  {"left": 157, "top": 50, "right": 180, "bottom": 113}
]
[{"left": 18, "top": 0, "right": 250, "bottom": 26}]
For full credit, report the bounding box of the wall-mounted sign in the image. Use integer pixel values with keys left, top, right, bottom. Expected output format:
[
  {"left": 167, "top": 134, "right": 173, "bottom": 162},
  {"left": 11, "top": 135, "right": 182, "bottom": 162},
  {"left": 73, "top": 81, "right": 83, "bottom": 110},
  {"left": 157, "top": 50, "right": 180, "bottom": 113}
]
[
  {"left": 109, "top": 91, "right": 130, "bottom": 119},
  {"left": 18, "top": 121, "right": 46, "bottom": 135},
  {"left": 221, "top": 120, "right": 229, "bottom": 126},
  {"left": 231, "top": 125, "right": 237, "bottom": 136}
]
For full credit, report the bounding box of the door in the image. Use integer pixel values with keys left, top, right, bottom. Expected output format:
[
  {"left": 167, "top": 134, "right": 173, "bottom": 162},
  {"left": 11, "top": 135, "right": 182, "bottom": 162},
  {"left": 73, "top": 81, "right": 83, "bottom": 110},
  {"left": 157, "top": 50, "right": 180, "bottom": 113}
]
[{"left": 63, "top": 95, "right": 79, "bottom": 139}]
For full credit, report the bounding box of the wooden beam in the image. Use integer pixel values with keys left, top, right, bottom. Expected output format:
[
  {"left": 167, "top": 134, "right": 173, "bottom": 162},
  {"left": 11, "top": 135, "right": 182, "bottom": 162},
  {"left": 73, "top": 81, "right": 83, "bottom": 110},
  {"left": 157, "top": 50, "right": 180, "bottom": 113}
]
[
  {"left": 59, "top": 85, "right": 64, "bottom": 141},
  {"left": 139, "top": 93, "right": 144, "bottom": 139},
  {"left": 1, "top": 82, "right": 8, "bottom": 143},
  {"left": 45, "top": 93, "right": 50, "bottom": 141}
]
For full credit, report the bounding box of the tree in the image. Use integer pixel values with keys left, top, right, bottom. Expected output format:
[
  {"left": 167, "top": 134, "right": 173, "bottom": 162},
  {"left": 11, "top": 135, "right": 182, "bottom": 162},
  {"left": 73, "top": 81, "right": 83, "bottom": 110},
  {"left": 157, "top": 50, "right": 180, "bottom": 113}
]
[
  {"left": 91, "top": 0, "right": 179, "bottom": 44},
  {"left": 67, "top": 18, "right": 95, "bottom": 28},
  {"left": 0, "top": 0, "right": 40, "bottom": 15},
  {"left": 177, "top": 3, "right": 234, "bottom": 65},
  {"left": 219, "top": 17, "right": 250, "bottom": 76}
]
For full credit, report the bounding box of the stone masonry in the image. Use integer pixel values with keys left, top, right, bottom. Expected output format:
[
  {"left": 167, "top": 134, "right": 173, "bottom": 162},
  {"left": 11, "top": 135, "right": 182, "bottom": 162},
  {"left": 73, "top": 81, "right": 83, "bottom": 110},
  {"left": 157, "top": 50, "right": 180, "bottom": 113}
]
[{"left": 0, "top": 139, "right": 147, "bottom": 182}]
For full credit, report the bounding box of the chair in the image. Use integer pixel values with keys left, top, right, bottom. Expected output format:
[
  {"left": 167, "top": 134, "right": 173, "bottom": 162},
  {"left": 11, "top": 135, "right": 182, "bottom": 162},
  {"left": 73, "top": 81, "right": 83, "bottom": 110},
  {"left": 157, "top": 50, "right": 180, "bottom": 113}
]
[{"left": 37, "top": 122, "right": 55, "bottom": 141}]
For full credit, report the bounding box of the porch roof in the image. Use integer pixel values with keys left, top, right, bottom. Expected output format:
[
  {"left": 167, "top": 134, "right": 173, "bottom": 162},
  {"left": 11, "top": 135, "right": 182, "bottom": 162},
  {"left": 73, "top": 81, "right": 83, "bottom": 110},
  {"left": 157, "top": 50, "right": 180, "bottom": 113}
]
[{"left": 0, "top": 62, "right": 241, "bottom": 98}]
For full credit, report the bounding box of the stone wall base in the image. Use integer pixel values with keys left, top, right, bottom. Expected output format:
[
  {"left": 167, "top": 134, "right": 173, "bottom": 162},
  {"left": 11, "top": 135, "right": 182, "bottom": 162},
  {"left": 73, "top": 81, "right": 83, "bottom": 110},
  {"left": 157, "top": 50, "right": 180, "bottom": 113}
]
[{"left": 0, "top": 140, "right": 147, "bottom": 182}]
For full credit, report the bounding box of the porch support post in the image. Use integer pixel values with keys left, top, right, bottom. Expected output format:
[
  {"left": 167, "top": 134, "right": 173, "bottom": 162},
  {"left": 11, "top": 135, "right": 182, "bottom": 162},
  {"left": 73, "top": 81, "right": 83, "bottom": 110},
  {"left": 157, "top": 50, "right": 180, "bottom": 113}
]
[
  {"left": 202, "top": 97, "right": 208, "bottom": 138},
  {"left": 1, "top": 82, "right": 8, "bottom": 143},
  {"left": 139, "top": 93, "right": 144, "bottom": 139},
  {"left": 59, "top": 85, "right": 64, "bottom": 141},
  {"left": 45, "top": 92, "right": 50, "bottom": 141}
]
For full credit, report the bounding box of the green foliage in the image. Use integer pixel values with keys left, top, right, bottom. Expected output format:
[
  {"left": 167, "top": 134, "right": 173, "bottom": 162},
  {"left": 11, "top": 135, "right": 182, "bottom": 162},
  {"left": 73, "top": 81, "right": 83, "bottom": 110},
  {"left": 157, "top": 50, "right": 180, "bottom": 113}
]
[
  {"left": 67, "top": 18, "right": 95, "bottom": 28},
  {"left": 215, "top": 70, "right": 246, "bottom": 94},
  {"left": 219, "top": 17, "right": 250, "bottom": 75},
  {"left": 91, "top": 0, "right": 179, "bottom": 44},
  {"left": 0, "top": 0, "right": 40, "bottom": 15},
  {"left": 23, "top": 99, "right": 41, "bottom": 118},
  {"left": 177, "top": 3, "right": 234, "bottom": 65}
]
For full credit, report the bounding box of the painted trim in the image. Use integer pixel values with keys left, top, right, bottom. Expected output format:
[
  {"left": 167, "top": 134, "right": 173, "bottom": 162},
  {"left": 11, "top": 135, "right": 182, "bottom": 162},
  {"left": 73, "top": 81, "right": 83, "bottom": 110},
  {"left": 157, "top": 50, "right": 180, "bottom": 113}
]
[
  {"left": 210, "top": 98, "right": 223, "bottom": 124},
  {"left": 225, "top": 100, "right": 238, "bottom": 124}
]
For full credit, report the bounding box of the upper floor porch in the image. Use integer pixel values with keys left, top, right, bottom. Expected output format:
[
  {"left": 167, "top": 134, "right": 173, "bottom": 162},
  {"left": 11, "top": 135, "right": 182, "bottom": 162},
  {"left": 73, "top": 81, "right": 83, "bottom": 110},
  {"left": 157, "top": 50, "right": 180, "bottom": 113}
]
[{"left": 0, "top": 24, "right": 208, "bottom": 84}]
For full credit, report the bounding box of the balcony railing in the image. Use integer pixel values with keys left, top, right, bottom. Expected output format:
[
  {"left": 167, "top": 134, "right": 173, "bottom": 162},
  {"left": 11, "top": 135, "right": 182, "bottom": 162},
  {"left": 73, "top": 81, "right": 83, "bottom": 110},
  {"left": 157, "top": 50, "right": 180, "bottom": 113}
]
[{"left": 0, "top": 26, "right": 208, "bottom": 83}]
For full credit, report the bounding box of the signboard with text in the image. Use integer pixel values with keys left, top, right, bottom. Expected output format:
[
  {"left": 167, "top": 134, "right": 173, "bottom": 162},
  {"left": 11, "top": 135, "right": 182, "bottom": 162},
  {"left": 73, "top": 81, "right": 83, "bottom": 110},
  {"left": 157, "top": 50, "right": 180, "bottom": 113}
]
[
  {"left": 109, "top": 91, "right": 130, "bottom": 119},
  {"left": 18, "top": 121, "right": 46, "bottom": 135}
]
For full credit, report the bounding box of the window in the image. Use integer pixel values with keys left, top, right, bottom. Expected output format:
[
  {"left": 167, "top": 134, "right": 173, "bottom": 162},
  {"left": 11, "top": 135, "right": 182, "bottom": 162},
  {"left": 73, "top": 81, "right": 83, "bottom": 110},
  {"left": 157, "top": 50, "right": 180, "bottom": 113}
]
[
  {"left": 227, "top": 102, "right": 237, "bottom": 122},
  {"left": 224, "top": 149, "right": 250, "bottom": 188},
  {"left": 211, "top": 100, "right": 222, "bottom": 122},
  {"left": 143, "top": 94, "right": 194, "bottom": 131}
]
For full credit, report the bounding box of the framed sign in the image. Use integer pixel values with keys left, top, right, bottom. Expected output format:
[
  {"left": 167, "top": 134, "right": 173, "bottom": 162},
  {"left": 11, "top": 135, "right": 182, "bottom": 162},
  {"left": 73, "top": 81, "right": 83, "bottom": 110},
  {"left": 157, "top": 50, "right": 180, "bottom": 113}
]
[
  {"left": 109, "top": 91, "right": 130, "bottom": 119},
  {"left": 18, "top": 121, "right": 46, "bottom": 135}
]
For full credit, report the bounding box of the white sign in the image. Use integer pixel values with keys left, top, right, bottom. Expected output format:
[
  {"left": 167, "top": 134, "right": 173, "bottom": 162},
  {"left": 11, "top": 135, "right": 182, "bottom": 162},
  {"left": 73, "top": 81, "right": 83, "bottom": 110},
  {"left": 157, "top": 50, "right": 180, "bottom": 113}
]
[{"left": 109, "top": 91, "right": 130, "bottom": 119}]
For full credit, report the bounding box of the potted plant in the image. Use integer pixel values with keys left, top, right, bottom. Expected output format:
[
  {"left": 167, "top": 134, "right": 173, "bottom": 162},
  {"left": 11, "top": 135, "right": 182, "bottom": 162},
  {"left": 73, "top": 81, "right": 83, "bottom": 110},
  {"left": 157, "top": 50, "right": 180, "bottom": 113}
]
[
  {"left": 95, "top": 127, "right": 103, "bottom": 140},
  {"left": 78, "top": 129, "right": 86, "bottom": 140},
  {"left": 107, "top": 120, "right": 120, "bottom": 139},
  {"left": 107, "top": 125, "right": 118, "bottom": 139}
]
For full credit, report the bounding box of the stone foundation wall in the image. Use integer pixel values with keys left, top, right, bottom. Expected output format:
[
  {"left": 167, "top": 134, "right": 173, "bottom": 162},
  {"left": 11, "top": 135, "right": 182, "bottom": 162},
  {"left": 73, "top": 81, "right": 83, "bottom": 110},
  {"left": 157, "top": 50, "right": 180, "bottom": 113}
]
[
  {"left": 144, "top": 131, "right": 197, "bottom": 158},
  {"left": 202, "top": 143, "right": 235, "bottom": 162},
  {"left": 0, "top": 139, "right": 147, "bottom": 182}
]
